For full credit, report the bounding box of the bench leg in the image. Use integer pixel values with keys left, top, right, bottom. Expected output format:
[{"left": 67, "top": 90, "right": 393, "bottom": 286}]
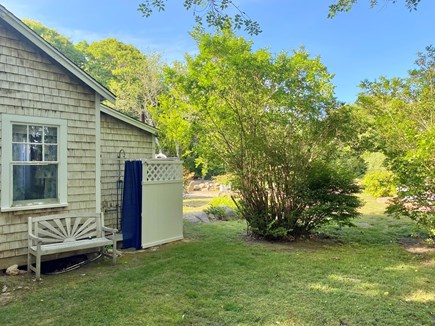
[
  {"left": 35, "top": 252, "right": 41, "bottom": 281},
  {"left": 112, "top": 238, "right": 117, "bottom": 265},
  {"left": 27, "top": 250, "right": 31, "bottom": 276}
]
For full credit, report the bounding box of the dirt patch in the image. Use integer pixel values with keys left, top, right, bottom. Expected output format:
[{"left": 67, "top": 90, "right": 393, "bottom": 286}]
[
  {"left": 400, "top": 237, "right": 435, "bottom": 254},
  {"left": 0, "top": 272, "right": 35, "bottom": 307},
  {"left": 240, "top": 232, "right": 343, "bottom": 252}
]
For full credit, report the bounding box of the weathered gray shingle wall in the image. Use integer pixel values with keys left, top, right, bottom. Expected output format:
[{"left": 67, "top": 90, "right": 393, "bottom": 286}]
[
  {"left": 100, "top": 113, "right": 154, "bottom": 229},
  {"left": 0, "top": 21, "right": 97, "bottom": 268}
]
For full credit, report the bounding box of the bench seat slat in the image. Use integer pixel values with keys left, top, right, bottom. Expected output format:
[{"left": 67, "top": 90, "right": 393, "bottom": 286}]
[{"left": 29, "top": 237, "right": 113, "bottom": 256}]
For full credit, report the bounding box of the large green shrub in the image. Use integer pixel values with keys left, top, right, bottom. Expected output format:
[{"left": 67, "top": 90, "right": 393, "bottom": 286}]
[
  {"left": 159, "top": 31, "right": 362, "bottom": 239},
  {"left": 239, "top": 161, "right": 361, "bottom": 239}
]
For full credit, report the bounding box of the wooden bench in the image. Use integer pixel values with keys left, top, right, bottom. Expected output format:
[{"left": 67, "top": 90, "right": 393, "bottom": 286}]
[{"left": 28, "top": 212, "right": 117, "bottom": 280}]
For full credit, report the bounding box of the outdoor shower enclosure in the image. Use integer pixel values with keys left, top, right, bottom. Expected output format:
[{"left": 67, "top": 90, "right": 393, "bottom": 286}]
[{"left": 122, "top": 159, "right": 184, "bottom": 249}]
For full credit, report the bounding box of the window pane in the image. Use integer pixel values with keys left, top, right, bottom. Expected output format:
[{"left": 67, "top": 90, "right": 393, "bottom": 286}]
[
  {"left": 13, "top": 164, "right": 58, "bottom": 201},
  {"left": 30, "top": 144, "right": 43, "bottom": 161},
  {"left": 44, "top": 127, "right": 58, "bottom": 144},
  {"left": 29, "top": 126, "right": 43, "bottom": 143},
  {"left": 12, "top": 125, "right": 27, "bottom": 142},
  {"left": 44, "top": 145, "right": 58, "bottom": 161},
  {"left": 12, "top": 144, "right": 28, "bottom": 161}
]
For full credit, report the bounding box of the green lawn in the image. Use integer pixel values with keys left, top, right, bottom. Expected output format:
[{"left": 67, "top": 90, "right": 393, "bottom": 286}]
[
  {"left": 183, "top": 196, "right": 214, "bottom": 213},
  {"left": 1, "top": 195, "right": 434, "bottom": 325}
]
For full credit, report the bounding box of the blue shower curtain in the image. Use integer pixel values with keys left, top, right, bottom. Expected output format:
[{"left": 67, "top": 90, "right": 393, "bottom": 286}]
[{"left": 121, "top": 160, "right": 143, "bottom": 249}]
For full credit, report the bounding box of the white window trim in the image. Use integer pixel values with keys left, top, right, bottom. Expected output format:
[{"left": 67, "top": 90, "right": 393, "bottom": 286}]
[{"left": 1, "top": 114, "right": 68, "bottom": 211}]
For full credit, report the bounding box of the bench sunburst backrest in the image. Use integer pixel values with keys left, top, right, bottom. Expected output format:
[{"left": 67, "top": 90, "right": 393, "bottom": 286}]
[{"left": 29, "top": 213, "right": 103, "bottom": 244}]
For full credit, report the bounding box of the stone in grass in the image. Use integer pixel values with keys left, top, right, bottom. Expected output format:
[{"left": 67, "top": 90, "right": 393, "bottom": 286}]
[
  {"left": 222, "top": 206, "right": 238, "bottom": 220},
  {"left": 6, "top": 264, "right": 26, "bottom": 276},
  {"left": 183, "top": 212, "right": 211, "bottom": 223},
  {"left": 196, "top": 212, "right": 211, "bottom": 223}
]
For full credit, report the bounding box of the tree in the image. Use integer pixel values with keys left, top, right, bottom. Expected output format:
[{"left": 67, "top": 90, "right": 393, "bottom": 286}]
[
  {"left": 328, "top": 0, "right": 422, "bottom": 17},
  {"left": 357, "top": 46, "right": 435, "bottom": 237},
  {"left": 158, "top": 30, "right": 362, "bottom": 238},
  {"left": 23, "top": 19, "right": 86, "bottom": 67},
  {"left": 149, "top": 62, "right": 193, "bottom": 157},
  {"left": 23, "top": 21, "right": 164, "bottom": 119},
  {"left": 82, "top": 38, "right": 164, "bottom": 118}
]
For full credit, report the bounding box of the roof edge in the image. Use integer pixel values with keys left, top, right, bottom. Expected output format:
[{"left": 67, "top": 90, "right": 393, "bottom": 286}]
[
  {"left": 100, "top": 105, "right": 158, "bottom": 135},
  {"left": 0, "top": 5, "right": 116, "bottom": 103}
]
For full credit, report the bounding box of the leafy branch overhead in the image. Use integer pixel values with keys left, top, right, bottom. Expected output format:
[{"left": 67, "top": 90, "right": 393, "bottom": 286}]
[
  {"left": 138, "top": 0, "right": 424, "bottom": 32},
  {"left": 328, "top": 0, "right": 422, "bottom": 17},
  {"left": 138, "top": 0, "right": 261, "bottom": 35}
]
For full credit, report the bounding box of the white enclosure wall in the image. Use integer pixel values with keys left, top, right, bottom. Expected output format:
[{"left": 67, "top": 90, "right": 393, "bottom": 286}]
[{"left": 141, "top": 159, "right": 183, "bottom": 248}]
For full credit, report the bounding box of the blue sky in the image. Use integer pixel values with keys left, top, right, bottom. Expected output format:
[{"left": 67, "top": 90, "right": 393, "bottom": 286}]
[{"left": 2, "top": 0, "right": 435, "bottom": 103}]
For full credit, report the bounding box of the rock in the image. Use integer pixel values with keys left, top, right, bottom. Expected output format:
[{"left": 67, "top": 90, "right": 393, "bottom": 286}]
[
  {"left": 207, "top": 213, "right": 216, "bottom": 221},
  {"left": 187, "top": 181, "right": 196, "bottom": 193},
  {"left": 183, "top": 212, "right": 210, "bottom": 223},
  {"left": 186, "top": 216, "right": 201, "bottom": 223},
  {"left": 106, "top": 248, "right": 123, "bottom": 257},
  {"left": 222, "top": 206, "right": 238, "bottom": 220},
  {"left": 195, "top": 212, "right": 210, "bottom": 223},
  {"left": 183, "top": 213, "right": 201, "bottom": 223},
  {"left": 2, "top": 285, "right": 7, "bottom": 293},
  {"left": 6, "top": 264, "right": 21, "bottom": 276}
]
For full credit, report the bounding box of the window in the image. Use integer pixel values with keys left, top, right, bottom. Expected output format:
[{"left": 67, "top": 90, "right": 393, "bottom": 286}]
[{"left": 1, "top": 115, "right": 67, "bottom": 211}]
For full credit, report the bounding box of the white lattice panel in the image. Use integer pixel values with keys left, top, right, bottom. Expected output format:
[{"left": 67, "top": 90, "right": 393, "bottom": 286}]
[{"left": 144, "top": 160, "right": 182, "bottom": 182}]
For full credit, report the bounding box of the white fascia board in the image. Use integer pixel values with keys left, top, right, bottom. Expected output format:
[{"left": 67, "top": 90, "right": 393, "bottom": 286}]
[
  {"left": 0, "top": 5, "right": 116, "bottom": 104},
  {"left": 100, "top": 105, "right": 159, "bottom": 136},
  {"left": 95, "top": 94, "right": 102, "bottom": 213}
]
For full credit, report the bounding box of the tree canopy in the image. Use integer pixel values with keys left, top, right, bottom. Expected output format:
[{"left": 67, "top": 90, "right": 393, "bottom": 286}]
[
  {"left": 357, "top": 46, "right": 434, "bottom": 236},
  {"left": 24, "top": 20, "right": 164, "bottom": 120},
  {"left": 155, "top": 30, "right": 362, "bottom": 238},
  {"left": 81, "top": 38, "right": 164, "bottom": 118},
  {"left": 23, "top": 19, "right": 86, "bottom": 67}
]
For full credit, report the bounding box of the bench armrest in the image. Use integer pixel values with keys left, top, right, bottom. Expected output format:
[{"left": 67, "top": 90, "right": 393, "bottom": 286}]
[
  {"left": 28, "top": 232, "right": 43, "bottom": 243},
  {"left": 102, "top": 226, "right": 118, "bottom": 234}
]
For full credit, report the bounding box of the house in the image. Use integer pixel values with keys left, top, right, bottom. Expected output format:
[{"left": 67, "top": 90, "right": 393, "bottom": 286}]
[{"left": 0, "top": 5, "right": 158, "bottom": 269}]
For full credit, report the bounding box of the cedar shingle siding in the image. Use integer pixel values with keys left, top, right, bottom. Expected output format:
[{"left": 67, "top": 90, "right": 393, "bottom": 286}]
[
  {"left": 0, "top": 20, "right": 97, "bottom": 267},
  {"left": 0, "top": 14, "right": 155, "bottom": 269},
  {"left": 100, "top": 113, "right": 153, "bottom": 229}
]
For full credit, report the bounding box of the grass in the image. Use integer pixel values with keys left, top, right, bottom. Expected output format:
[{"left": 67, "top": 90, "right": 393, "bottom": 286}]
[
  {"left": 183, "top": 196, "right": 213, "bottom": 214},
  {"left": 1, "top": 194, "right": 434, "bottom": 325}
]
